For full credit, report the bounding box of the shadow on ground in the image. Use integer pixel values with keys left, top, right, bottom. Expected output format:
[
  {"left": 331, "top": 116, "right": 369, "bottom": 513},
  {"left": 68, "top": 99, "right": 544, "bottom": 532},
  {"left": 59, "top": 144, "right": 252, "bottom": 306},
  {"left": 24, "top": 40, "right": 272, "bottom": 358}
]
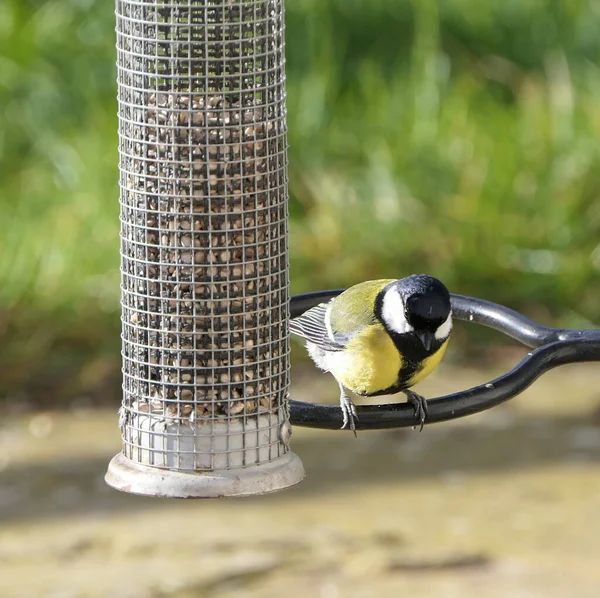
[{"left": 1, "top": 410, "right": 599, "bottom": 524}]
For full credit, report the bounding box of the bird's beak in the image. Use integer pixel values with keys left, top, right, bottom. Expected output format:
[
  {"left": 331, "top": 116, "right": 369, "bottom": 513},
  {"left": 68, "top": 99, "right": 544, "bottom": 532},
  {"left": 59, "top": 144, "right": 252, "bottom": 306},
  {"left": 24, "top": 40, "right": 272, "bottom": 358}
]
[{"left": 416, "top": 330, "right": 435, "bottom": 352}]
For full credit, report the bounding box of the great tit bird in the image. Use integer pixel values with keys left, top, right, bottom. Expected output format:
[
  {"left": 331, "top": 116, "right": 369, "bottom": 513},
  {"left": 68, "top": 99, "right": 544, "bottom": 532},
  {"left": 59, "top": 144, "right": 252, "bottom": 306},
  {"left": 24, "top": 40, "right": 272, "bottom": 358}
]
[{"left": 290, "top": 275, "right": 452, "bottom": 434}]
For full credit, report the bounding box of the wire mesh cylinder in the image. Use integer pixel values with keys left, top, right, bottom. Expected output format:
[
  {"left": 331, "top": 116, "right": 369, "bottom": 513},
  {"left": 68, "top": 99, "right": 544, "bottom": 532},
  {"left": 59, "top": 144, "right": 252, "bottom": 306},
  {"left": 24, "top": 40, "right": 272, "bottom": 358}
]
[{"left": 105, "top": 0, "right": 304, "bottom": 497}]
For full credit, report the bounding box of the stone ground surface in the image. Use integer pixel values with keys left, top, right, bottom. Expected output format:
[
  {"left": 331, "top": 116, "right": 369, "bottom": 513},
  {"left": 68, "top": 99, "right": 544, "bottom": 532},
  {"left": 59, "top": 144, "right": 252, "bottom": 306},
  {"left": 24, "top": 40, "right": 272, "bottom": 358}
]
[{"left": 1, "top": 360, "right": 600, "bottom": 598}]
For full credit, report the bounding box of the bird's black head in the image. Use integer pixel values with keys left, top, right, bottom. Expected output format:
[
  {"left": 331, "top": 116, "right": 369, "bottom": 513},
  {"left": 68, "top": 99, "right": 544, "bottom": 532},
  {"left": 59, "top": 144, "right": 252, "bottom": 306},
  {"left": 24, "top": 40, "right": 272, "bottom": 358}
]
[
  {"left": 403, "top": 274, "right": 451, "bottom": 325},
  {"left": 402, "top": 274, "right": 451, "bottom": 350},
  {"left": 381, "top": 274, "right": 452, "bottom": 352}
]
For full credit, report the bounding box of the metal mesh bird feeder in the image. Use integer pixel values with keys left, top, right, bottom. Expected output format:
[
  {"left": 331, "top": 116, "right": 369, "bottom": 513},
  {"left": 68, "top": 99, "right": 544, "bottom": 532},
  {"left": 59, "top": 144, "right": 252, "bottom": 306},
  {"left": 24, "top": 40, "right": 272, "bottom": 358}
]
[{"left": 105, "top": 0, "right": 305, "bottom": 497}]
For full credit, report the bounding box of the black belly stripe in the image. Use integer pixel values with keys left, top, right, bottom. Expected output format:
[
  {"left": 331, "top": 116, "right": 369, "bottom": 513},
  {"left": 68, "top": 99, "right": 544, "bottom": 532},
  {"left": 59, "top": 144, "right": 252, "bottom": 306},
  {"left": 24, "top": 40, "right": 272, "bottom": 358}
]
[
  {"left": 359, "top": 332, "right": 441, "bottom": 398},
  {"left": 364, "top": 362, "right": 418, "bottom": 397}
]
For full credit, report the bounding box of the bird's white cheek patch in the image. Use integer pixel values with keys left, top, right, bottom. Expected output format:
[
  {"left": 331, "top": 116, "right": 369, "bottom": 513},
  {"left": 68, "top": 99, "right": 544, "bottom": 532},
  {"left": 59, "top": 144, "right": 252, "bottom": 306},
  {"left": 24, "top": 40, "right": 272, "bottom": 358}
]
[
  {"left": 381, "top": 288, "right": 412, "bottom": 335},
  {"left": 435, "top": 314, "right": 453, "bottom": 340}
]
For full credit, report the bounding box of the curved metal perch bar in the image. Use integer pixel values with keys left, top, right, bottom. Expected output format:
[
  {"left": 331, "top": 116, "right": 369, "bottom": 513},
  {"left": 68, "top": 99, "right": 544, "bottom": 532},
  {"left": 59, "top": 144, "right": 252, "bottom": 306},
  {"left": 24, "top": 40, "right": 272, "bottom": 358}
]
[{"left": 289, "top": 291, "right": 600, "bottom": 430}]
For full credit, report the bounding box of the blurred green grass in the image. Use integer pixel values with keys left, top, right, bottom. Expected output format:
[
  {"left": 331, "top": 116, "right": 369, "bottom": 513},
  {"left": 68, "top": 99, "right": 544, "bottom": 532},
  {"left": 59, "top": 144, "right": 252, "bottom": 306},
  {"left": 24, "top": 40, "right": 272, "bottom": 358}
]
[{"left": 1, "top": 0, "right": 600, "bottom": 405}]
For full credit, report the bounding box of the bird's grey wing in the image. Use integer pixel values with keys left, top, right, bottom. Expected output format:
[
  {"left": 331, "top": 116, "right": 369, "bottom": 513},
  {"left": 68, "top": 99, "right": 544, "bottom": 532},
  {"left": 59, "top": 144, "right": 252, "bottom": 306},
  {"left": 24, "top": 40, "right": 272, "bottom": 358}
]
[{"left": 289, "top": 302, "right": 348, "bottom": 351}]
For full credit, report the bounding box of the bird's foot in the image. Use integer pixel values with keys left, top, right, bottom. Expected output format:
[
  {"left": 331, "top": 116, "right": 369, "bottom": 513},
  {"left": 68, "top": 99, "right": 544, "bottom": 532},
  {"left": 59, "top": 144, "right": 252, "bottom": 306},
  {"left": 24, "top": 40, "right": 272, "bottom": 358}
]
[
  {"left": 340, "top": 392, "right": 359, "bottom": 437},
  {"left": 404, "top": 390, "right": 428, "bottom": 432}
]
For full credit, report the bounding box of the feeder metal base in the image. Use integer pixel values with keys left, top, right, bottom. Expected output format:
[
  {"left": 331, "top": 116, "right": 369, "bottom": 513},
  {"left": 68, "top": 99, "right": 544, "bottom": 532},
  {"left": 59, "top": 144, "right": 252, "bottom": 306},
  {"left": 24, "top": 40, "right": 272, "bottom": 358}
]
[{"left": 105, "top": 451, "right": 305, "bottom": 498}]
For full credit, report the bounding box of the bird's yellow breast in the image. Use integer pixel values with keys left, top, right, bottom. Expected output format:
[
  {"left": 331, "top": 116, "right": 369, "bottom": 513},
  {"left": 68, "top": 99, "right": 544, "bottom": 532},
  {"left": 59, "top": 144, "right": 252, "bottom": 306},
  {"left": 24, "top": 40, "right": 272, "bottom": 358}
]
[
  {"left": 324, "top": 323, "right": 402, "bottom": 395},
  {"left": 324, "top": 327, "right": 449, "bottom": 396}
]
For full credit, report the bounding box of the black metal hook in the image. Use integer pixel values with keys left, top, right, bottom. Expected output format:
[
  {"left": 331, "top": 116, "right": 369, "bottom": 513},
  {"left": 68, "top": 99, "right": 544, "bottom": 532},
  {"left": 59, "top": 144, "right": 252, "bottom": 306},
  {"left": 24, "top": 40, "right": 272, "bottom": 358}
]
[{"left": 289, "top": 291, "right": 600, "bottom": 430}]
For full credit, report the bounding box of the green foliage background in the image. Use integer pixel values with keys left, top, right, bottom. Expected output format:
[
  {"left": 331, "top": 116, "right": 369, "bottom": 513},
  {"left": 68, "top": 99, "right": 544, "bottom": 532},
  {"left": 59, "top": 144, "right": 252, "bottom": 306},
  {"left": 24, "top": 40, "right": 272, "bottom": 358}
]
[{"left": 1, "top": 0, "right": 600, "bottom": 404}]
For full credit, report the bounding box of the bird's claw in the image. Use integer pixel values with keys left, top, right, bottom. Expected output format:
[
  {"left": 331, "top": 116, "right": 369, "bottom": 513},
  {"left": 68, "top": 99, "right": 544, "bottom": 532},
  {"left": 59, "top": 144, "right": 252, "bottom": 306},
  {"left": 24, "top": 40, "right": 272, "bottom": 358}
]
[
  {"left": 405, "top": 390, "right": 428, "bottom": 432},
  {"left": 340, "top": 393, "right": 359, "bottom": 437}
]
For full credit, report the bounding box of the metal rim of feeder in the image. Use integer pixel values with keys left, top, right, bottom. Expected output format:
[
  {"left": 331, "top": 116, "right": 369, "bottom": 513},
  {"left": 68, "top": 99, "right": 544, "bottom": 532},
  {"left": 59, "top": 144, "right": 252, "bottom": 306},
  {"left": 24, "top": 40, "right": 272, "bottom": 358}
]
[
  {"left": 105, "top": 0, "right": 305, "bottom": 498},
  {"left": 289, "top": 291, "right": 600, "bottom": 430}
]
